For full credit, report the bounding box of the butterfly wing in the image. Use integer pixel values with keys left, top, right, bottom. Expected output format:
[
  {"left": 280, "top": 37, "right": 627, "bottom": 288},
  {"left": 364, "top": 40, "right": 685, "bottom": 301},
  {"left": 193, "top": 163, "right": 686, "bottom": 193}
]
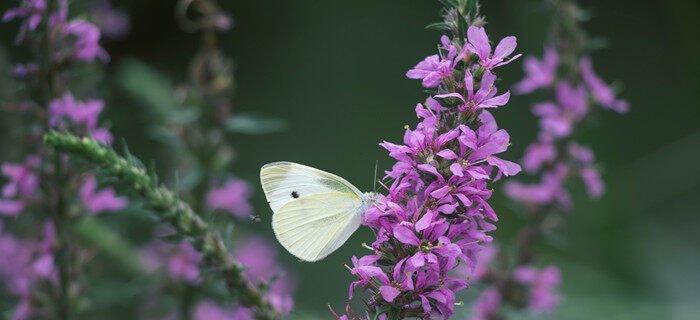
[
  {"left": 260, "top": 161, "right": 363, "bottom": 212},
  {"left": 271, "top": 192, "right": 363, "bottom": 261}
]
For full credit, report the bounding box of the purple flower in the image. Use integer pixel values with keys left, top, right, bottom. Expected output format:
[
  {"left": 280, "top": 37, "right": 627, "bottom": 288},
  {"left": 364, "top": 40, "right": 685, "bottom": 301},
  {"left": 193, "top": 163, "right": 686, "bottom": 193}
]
[
  {"left": 64, "top": 19, "right": 109, "bottom": 62},
  {"left": 48, "top": 93, "right": 113, "bottom": 144},
  {"left": 531, "top": 83, "right": 588, "bottom": 139},
  {"left": 505, "top": 164, "right": 571, "bottom": 210},
  {"left": 79, "top": 175, "right": 127, "bottom": 214},
  {"left": 0, "top": 221, "right": 57, "bottom": 320},
  {"left": 193, "top": 301, "right": 252, "bottom": 320},
  {"left": 469, "top": 287, "right": 501, "bottom": 320},
  {"left": 206, "top": 178, "right": 253, "bottom": 219},
  {"left": 514, "top": 47, "right": 559, "bottom": 94},
  {"left": 407, "top": 54, "right": 454, "bottom": 88},
  {"left": 567, "top": 142, "right": 595, "bottom": 164},
  {"left": 579, "top": 57, "right": 629, "bottom": 113},
  {"left": 234, "top": 237, "right": 294, "bottom": 315},
  {"left": 435, "top": 70, "right": 511, "bottom": 112},
  {"left": 455, "top": 244, "right": 497, "bottom": 282},
  {"left": 2, "top": 0, "right": 46, "bottom": 42},
  {"left": 350, "top": 27, "right": 520, "bottom": 319},
  {"left": 11, "top": 63, "right": 39, "bottom": 78},
  {"left": 514, "top": 265, "right": 562, "bottom": 313},
  {"left": 89, "top": 0, "right": 130, "bottom": 40},
  {"left": 140, "top": 239, "right": 202, "bottom": 284},
  {"left": 0, "top": 156, "right": 40, "bottom": 216},
  {"left": 406, "top": 36, "right": 466, "bottom": 88},
  {"left": 522, "top": 139, "right": 556, "bottom": 173},
  {"left": 466, "top": 26, "right": 521, "bottom": 70},
  {"left": 167, "top": 242, "right": 202, "bottom": 284},
  {"left": 579, "top": 167, "right": 604, "bottom": 199}
]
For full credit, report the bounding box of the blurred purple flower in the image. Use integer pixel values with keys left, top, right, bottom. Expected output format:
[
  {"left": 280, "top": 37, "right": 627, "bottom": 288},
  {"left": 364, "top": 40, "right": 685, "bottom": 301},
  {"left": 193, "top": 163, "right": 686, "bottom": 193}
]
[
  {"left": 505, "top": 163, "right": 571, "bottom": 210},
  {"left": 514, "top": 47, "right": 559, "bottom": 94},
  {"left": 0, "top": 156, "right": 40, "bottom": 216},
  {"left": 522, "top": 138, "right": 556, "bottom": 173},
  {"left": 11, "top": 63, "right": 39, "bottom": 78},
  {"left": 455, "top": 244, "right": 497, "bottom": 282},
  {"left": 579, "top": 57, "right": 629, "bottom": 113},
  {"left": 64, "top": 19, "right": 109, "bottom": 62},
  {"left": 469, "top": 287, "right": 501, "bottom": 320},
  {"left": 140, "top": 240, "right": 202, "bottom": 285},
  {"left": 0, "top": 221, "right": 57, "bottom": 320},
  {"left": 79, "top": 175, "right": 127, "bottom": 214},
  {"left": 192, "top": 300, "right": 252, "bottom": 320},
  {"left": 48, "top": 92, "right": 113, "bottom": 144},
  {"left": 234, "top": 236, "right": 294, "bottom": 315},
  {"left": 89, "top": 0, "right": 130, "bottom": 40},
  {"left": 206, "top": 178, "right": 253, "bottom": 219},
  {"left": 2, "top": 0, "right": 46, "bottom": 42},
  {"left": 514, "top": 265, "right": 562, "bottom": 313}
]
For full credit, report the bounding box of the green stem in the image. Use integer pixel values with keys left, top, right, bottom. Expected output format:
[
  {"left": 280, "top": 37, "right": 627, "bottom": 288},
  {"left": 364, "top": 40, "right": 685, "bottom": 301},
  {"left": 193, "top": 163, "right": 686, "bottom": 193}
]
[{"left": 44, "top": 132, "right": 279, "bottom": 320}]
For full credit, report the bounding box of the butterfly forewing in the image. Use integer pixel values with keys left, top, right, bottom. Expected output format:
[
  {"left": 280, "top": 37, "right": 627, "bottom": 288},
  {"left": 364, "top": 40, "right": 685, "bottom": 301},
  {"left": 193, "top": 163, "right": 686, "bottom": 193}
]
[{"left": 260, "top": 161, "right": 362, "bottom": 212}]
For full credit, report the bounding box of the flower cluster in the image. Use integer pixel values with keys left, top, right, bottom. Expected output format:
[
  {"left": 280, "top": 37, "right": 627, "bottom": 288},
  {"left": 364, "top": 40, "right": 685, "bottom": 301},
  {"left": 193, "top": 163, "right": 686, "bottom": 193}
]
[
  {"left": 0, "top": 221, "right": 57, "bottom": 320},
  {"left": 347, "top": 24, "right": 521, "bottom": 319},
  {"left": 506, "top": 48, "right": 627, "bottom": 211},
  {"left": 471, "top": 3, "right": 629, "bottom": 316},
  {"left": 0, "top": 1, "right": 123, "bottom": 318}
]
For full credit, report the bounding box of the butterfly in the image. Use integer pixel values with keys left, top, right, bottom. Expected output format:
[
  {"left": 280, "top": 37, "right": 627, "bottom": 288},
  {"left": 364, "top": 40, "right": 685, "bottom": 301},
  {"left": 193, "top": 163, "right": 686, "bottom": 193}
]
[{"left": 260, "top": 162, "right": 377, "bottom": 262}]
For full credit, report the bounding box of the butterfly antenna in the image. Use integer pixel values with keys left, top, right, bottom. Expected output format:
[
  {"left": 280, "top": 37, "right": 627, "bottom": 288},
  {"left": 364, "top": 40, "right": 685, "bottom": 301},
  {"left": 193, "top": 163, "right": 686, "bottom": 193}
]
[{"left": 372, "top": 160, "right": 378, "bottom": 192}]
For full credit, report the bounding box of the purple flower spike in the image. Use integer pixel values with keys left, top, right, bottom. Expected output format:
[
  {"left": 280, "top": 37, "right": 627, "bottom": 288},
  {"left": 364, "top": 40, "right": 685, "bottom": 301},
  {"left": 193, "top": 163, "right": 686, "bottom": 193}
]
[{"left": 350, "top": 23, "right": 521, "bottom": 319}]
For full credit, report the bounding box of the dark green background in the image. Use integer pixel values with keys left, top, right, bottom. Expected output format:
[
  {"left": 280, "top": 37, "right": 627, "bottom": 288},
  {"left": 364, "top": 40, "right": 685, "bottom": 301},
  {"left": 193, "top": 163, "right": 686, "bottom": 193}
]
[{"left": 3, "top": 0, "right": 699, "bottom": 319}]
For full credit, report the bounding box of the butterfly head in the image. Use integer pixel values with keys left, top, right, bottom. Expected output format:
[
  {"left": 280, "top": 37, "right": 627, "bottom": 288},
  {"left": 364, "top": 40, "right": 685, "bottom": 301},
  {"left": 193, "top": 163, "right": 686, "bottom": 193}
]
[{"left": 362, "top": 192, "right": 380, "bottom": 207}]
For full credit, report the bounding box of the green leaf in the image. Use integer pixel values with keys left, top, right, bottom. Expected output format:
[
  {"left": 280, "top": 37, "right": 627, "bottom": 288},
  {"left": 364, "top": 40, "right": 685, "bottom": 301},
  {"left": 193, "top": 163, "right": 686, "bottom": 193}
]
[
  {"left": 114, "top": 59, "right": 188, "bottom": 123},
  {"left": 72, "top": 217, "right": 145, "bottom": 276},
  {"left": 223, "top": 113, "right": 287, "bottom": 134}
]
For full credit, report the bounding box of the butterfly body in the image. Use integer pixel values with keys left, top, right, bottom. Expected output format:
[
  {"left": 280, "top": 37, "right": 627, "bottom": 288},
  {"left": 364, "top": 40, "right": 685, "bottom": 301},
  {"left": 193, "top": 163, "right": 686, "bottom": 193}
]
[{"left": 260, "top": 162, "right": 376, "bottom": 262}]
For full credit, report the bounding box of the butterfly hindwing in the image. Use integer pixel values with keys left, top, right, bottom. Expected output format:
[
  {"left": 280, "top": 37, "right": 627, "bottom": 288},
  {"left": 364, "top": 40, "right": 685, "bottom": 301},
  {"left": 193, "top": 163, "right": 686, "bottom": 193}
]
[{"left": 271, "top": 192, "right": 363, "bottom": 261}]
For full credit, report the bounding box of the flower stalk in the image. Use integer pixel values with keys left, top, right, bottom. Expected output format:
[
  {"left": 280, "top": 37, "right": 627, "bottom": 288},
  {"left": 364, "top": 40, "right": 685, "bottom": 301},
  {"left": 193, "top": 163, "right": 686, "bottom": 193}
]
[{"left": 44, "top": 131, "right": 280, "bottom": 320}]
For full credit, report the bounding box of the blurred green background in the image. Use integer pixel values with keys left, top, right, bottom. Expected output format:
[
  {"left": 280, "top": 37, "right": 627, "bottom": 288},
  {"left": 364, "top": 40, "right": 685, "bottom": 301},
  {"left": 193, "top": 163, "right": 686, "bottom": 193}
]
[{"left": 2, "top": 0, "right": 699, "bottom": 319}]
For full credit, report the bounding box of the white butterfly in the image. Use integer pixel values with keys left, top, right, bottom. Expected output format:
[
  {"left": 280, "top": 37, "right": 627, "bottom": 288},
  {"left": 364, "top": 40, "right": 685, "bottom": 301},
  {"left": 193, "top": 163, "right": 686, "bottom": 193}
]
[{"left": 260, "top": 162, "right": 377, "bottom": 262}]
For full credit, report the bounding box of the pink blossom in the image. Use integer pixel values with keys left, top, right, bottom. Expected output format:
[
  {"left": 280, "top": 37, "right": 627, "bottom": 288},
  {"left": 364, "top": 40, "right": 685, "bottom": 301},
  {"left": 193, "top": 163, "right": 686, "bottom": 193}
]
[
  {"left": 64, "top": 19, "right": 109, "bottom": 62},
  {"left": 514, "top": 47, "right": 559, "bottom": 94},
  {"left": 79, "top": 175, "right": 127, "bottom": 214},
  {"left": 0, "top": 156, "right": 40, "bottom": 216},
  {"left": 192, "top": 301, "right": 252, "bottom": 320},
  {"left": 514, "top": 265, "right": 562, "bottom": 313},
  {"left": 234, "top": 237, "right": 294, "bottom": 315},
  {"left": 206, "top": 178, "right": 253, "bottom": 219},
  {"left": 579, "top": 57, "right": 629, "bottom": 113},
  {"left": 466, "top": 26, "right": 521, "bottom": 70},
  {"left": 469, "top": 287, "right": 501, "bottom": 320}
]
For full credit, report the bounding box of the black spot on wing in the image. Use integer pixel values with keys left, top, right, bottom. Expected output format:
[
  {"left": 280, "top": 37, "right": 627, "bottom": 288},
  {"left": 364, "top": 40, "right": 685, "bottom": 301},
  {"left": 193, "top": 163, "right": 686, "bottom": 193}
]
[{"left": 291, "top": 191, "right": 299, "bottom": 198}]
